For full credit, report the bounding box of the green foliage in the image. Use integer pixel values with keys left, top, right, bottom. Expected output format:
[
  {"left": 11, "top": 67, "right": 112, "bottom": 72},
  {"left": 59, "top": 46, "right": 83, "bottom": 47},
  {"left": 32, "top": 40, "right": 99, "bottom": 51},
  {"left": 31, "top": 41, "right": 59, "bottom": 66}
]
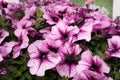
[
  {"left": 34, "top": 8, "right": 49, "bottom": 30},
  {"left": 0, "top": 51, "right": 70, "bottom": 80},
  {"left": 0, "top": 16, "right": 11, "bottom": 30}
]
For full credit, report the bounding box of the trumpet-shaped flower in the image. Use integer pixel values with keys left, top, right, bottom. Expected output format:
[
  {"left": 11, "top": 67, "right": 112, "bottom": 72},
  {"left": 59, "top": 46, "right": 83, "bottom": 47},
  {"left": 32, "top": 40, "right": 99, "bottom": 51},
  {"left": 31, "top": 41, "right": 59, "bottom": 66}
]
[
  {"left": 106, "top": 36, "right": 120, "bottom": 58},
  {"left": 43, "top": 12, "right": 61, "bottom": 25},
  {"left": 13, "top": 29, "right": 29, "bottom": 58},
  {"left": 56, "top": 43, "right": 82, "bottom": 78},
  {"left": 49, "top": 21, "right": 79, "bottom": 44},
  {"left": 76, "top": 19, "right": 93, "bottom": 41},
  {"left": 27, "top": 40, "right": 61, "bottom": 76},
  {"left": 76, "top": 50, "right": 110, "bottom": 74},
  {"left": 0, "top": 41, "right": 17, "bottom": 62}
]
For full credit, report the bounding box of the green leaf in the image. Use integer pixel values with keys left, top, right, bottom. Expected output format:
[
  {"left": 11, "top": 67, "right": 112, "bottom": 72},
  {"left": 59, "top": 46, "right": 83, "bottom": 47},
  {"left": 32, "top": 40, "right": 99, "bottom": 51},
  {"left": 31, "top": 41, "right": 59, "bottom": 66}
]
[
  {"left": 94, "top": 49, "right": 106, "bottom": 59},
  {"left": 115, "top": 72, "right": 120, "bottom": 79},
  {"left": 36, "top": 8, "right": 43, "bottom": 18}
]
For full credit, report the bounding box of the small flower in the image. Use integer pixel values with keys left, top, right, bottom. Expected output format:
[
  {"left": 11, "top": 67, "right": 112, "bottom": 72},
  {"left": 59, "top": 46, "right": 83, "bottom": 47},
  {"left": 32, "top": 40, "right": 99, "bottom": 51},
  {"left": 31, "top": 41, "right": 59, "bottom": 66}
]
[
  {"left": 25, "top": 5, "right": 36, "bottom": 16},
  {"left": 89, "top": 11, "right": 111, "bottom": 31},
  {"left": 56, "top": 43, "right": 82, "bottom": 78},
  {"left": 0, "top": 41, "right": 17, "bottom": 62},
  {"left": 16, "top": 17, "right": 35, "bottom": 29},
  {"left": 49, "top": 21, "right": 79, "bottom": 44},
  {"left": 0, "top": 29, "right": 9, "bottom": 44},
  {"left": 106, "top": 35, "right": 120, "bottom": 58},
  {"left": 27, "top": 40, "right": 61, "bottom": 76},
  {"left": 5, "top": 2, "right": 23, "bottom": 15},
  {"left": 76, "top": 19, "right": 93, "bottom": 41},
  {"left": 76, "top": 50, "right": 110, "bottom": 74},
  {"left": 13, "top": 29, "right": 29, "bottom": 58},
  {"left": 44, "top": 38, "right": 62, "bottom": 54},
  {"left": 14, "top": 29, "right": 29, "bottom": 49},
  {"left": 43, "top": 12, "right": 61, "bottom": 25}
]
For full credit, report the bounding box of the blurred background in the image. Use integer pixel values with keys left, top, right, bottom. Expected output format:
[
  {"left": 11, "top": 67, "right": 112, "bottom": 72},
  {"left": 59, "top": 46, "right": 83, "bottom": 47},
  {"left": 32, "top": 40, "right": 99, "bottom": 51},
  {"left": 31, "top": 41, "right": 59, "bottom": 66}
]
[{"left": 71, "top": 0, "right": 113, "bottom": 18}]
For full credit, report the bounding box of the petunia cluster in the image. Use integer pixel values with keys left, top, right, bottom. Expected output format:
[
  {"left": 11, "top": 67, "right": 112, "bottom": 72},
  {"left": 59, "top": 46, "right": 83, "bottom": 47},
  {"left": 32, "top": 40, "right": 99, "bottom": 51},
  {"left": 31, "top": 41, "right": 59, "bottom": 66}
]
[{"left": 0, "top": 0, "right": 120, "bottom": 80}]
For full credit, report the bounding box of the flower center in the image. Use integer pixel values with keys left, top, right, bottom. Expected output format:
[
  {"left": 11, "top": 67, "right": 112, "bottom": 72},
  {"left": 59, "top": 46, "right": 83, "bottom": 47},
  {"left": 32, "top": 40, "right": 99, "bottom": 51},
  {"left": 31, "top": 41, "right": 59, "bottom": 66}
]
[
  {"left": 90, "top": 64, "right": 99, "bottom": 71},
  {"left": 52, "top": 17, "right": 58, "bottom": 22},
  {"left": 63, "top": 33, "right": 69, "bottom": 41},
  {"left": 40, "top": 52, "right": 47, "bottom": 59},
  {"left": 64, "top": 54, "right": 79, "bottom": 65},
  {"left": 109, "top": 44, "right": 118, "bottom": 53},
  {"left": 111, "top": 48, "right": 118, "bottom": 53}
]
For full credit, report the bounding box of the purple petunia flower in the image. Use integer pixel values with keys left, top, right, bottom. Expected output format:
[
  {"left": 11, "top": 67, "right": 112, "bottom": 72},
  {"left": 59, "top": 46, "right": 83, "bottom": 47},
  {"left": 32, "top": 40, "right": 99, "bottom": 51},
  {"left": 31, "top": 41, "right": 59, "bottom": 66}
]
[
  {"left": 4, "top": 2, "right": 23, "bottom": 15},
  {"left": 73, "top": 70, "right": 113, "bottom": 80},
  {"left": 44, "top": 38, "right": 62, "bottom": 54},
  {"left": 76, "top": 50, "right": 110, "bottom": 74},
  {"left": 43, "top": 12, "right": 61, "bottom": 25},
  {"left": 16, "top": 16, "right": 35, "bottom": 29},
  {"left": 49, "top": 21, "right": 79, "bottom": 44},
  {"left": 0, "top": 41, "right": 17, "bottom": 62},
  {"left": 13, "top": 29, "right": 29, "bottom": 58},
  {"left": 15, "top": 17, "right": 36, "bottom": 37},
  {"left": 76, "top": 19, "right": 93, "bottom": 41},
  {"left": 0, "top": 29, "right": 9, "bottom": 44},
  {"left": 24, "top": 5, "right": 36, "bottom": 16},
  {"left": 14, "top": 29, "right": 29, "bottom": 49},
  {"left": 106, "top": 35, "right": 120, "bottom": 58},
  {"left": 27, "top": 40, "right": 61, "bottom": 76},
  {"left": 89, "top": 11, "right": 111, "bottom": 31},
  {"left": 56, "top": 43, "right": 82, "bottom": 78}
]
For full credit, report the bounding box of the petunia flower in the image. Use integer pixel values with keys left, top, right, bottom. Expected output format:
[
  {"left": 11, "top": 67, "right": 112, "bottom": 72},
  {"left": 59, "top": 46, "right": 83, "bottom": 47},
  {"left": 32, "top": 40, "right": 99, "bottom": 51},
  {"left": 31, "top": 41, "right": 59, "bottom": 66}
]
[
  {"left": 43, "top": 12, "right": 61, "bottom": 25},
  {"left": 73, "top": 70, "right": 113, "bottom": 80},
  {"left": 12, "top": 29, "right": 29, "bottom": 58},
  {"left": 27, "top": 40, "right": 61, "bottom": 76},
  {"left": 24, "top": 5, "right": 36, "bottom": 16},
  {"left": 76, "top": 50, "right": 110, "bottom": 74},
  {"left": 0, "top": 41, "right": 17, "bottom": 62},
  {"left": 4, "top": 2, "right": 23, "bottom": 15},
  {"left": 44, "top": 38, "right": 62, "bottom": 54},
  {"left": 0, "top": 29, "right": 9, "bottom": 44},
  {"left": 76, "top": 19, "right": 93, "bottom": 41},
  {"left": 54, "top": 4, "right": 76, "bottom": 18},
  {"left": 49, "top": 21, "right": 79, "bottom": 45},
  {"left": 88, "top": 11, "right": 111, "bottom": 31},
  {"left": 106, "top": 35, "right": 120, "bottom": 58},
  {"left": 56, "top": 43, "right": 82, "bottom": 78}
]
